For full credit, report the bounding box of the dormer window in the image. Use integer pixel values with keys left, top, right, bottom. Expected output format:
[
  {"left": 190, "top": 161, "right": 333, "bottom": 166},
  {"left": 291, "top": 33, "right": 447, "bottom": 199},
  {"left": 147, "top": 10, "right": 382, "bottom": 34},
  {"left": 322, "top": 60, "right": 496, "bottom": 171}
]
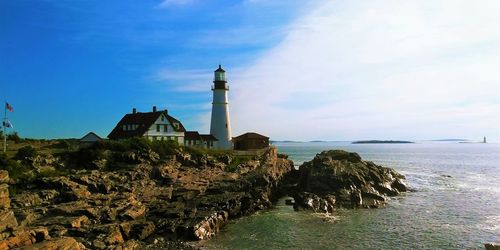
[{"left": 161, "top": 115, "right": 165, "bottom": 121}]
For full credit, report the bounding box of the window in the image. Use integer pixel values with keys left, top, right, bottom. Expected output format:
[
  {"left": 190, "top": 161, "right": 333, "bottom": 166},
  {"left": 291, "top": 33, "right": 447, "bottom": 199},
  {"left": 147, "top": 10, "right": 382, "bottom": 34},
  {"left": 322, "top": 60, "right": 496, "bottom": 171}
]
[
  {"left": 123, "top": 125, "right": 127, "bottom": 131},
  {"left": 161, "top": 115, "right": 164, "bottom": 121},
  {"left": 152, "top": 136, "right": 157, "bottom": 140},
  {"left": 156, "top": 124, "right": 160, "bottom": 132},
  {"left": 164, "top": 125, "right": 168, "bottom": 132}
]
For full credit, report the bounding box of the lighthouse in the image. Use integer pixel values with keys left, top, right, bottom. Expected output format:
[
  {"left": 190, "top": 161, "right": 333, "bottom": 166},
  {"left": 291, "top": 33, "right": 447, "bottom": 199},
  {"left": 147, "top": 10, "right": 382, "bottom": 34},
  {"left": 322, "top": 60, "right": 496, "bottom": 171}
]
[{"left": 210, "top": 65, "right": 232, "bottom": 149}]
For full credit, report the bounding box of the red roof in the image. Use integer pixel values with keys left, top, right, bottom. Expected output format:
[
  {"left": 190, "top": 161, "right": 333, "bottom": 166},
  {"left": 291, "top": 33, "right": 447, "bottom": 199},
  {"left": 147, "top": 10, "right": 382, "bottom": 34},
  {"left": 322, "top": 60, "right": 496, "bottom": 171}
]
[
  {"left": 185, "top": 131, "right": 201, "bottom": 140},
  {"left": 185, "top": 131, "right": 218, "bottom": 141},
  {"left": 108, "top": 110, "right": 186, "bottom": 139},
  {"left": 233, "top": 132, "right": 269, "bottom": 140}
]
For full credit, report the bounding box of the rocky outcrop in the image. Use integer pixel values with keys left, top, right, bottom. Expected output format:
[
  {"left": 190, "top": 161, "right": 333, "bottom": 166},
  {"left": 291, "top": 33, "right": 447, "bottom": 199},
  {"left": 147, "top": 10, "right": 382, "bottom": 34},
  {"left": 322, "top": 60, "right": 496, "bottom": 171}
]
[
  {"left": 3, "top": 147, "right": 293, "bottom": 249},
  {"left": 0, "top": 170, "right": 84, "bottom": 249},
  {"left": 293, "top": 150, "right": 407, "bottom": 211},
  {"left": 485, "top": 243, "right": 500, "bottom": 250},
  {"left": 2, "top": 147, "right": 408, "bottom": 248}
]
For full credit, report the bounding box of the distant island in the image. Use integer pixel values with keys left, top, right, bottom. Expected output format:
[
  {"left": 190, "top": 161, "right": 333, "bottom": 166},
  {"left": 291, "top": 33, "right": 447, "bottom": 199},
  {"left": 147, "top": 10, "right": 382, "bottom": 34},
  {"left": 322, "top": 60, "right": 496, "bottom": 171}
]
[
  {"left": 352, "top": 140, "right": 414, "bottom": 144},
  {"left": 431, "top": 139, "right": 470, "bottom": 142}
]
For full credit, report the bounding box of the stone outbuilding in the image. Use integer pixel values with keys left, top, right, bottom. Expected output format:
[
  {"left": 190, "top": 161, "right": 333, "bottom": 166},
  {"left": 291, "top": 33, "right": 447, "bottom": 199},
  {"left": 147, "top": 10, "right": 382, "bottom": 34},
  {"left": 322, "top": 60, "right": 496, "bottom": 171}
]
[{"left": 233, "top": 132, "right": 269, "bottom": 150}]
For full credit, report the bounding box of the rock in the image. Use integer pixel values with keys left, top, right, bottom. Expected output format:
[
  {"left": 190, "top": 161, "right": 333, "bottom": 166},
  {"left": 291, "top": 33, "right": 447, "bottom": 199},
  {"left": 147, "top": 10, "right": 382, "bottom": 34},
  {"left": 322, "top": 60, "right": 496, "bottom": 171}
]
[
  {"left": 36, "top": 215, "right": 90, "bottom": 229},
  {"left": 285, "top": 199, "right": 294, "bottom": 205},
  {"left": 295, "top": 150, "right": 407, "bottom": 210},
  {"left": 2, "top": 146, "right": 296, "bottom": 245},
  {"left": 18, "top": 237, "right": 82, "bottom": 250},
  {"left": 0, "top": 184, "right": 10, "bottom": 209},
  {"left": 104, "top": 225, "right": 125, "bottom": 245},
  {"left": 38, "top": 177, "right": 91, "bottom": 201},
  {"left": 293, "top": 192, "right": 335, "bottom": 213},
  {"left": 191, "top": 211, "right": 229, "bottom": 240},
  {"left": 0, "top": 210, "right": 18, "bottom": 232},
  {"left": 485, "top": 243, "right": 500, "bottom": 250},
  {"left": 112, "top": 240, "right": 141, "bottom": 250},
  {"left": 120, "top": 203, "right": 146, "bottom": 221},
  {"left": 122, "top": 221, "right": 155, "bottom": 240},
  {"left": 152, "top": 164, "right": 179, "bottom": 184},
  {"left": 49, "top": 200, "right": 98, "bottom": 219},
  {"left": 0, "top": 227, "right": 50, "bottom": 249},
  {"left": 12, "top": 189, "right": 59, "bottom": 208},
  {"left": 0, "top": 170, "right": 9, "bottom": 184}
]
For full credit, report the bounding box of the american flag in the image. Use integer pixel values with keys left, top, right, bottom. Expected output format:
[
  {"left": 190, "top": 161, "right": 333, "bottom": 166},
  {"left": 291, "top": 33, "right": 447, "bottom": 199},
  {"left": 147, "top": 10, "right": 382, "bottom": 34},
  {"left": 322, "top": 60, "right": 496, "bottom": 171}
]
[{"left": 5, "top": 102, "right": 13, "bottom": 112}]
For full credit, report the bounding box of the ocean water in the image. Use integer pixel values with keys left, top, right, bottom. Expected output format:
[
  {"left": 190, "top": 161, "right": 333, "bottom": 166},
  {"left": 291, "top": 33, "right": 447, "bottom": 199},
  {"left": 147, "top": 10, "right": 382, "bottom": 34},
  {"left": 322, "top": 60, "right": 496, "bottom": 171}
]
[{"left": 198, "top": 142, "right": 500, "bottom": 249}]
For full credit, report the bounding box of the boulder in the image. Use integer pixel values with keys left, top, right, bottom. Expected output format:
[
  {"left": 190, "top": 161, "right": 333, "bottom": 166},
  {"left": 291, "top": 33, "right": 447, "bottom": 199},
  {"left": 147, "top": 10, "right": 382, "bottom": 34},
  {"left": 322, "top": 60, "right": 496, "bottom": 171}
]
[
  {"left": 0, "top": 170, "right": 9, "bottom": 184},
  {"left": 191, "top": 211, "right": 229, "bottom": 240},
  {"left": 0, "top": 210, "right": 18, "bottom": 232},
  {"left": 293, "top": 192, "right": 335, "bottom": 213},
  {"left": 36, "top": 215, "right": 90, "bottom": 229},
  {"left": 0, "top": 184, "right": 10, "bottom": 209},
  {"left": 485, "top": 243, "right": 500, "bottom": 250},
  {"left": 18, "top": 236, "right": 82, "bottom": 250},
  {"left": 120, "top": 221, "right": 155, "bottom": 240},
  {"left": 295, "top": 150, "right": 407, "bottom": 210},
  {"left": 0, "top": 227, "right": 50, "bottom": 249}
]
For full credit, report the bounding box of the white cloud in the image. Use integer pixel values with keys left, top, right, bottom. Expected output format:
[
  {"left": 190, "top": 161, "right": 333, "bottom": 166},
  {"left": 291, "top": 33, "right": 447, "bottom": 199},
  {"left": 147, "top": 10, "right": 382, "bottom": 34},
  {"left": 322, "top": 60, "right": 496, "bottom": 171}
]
[
  {"left": 158, "top": 0, "right": 195, "bottom": 8},
  {"left": 154, "top": 68, "right": 212, "bottom": 92},
  {"left": 224, "top": 0, "right": 500, "bottom": 141}
]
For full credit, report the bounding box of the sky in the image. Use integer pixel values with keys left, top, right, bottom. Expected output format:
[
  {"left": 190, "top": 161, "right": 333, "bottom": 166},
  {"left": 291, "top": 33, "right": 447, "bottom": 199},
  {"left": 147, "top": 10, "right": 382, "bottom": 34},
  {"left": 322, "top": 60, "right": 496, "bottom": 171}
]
[{"left": 1, "top": 0, "right": 499, "bottom": 141}]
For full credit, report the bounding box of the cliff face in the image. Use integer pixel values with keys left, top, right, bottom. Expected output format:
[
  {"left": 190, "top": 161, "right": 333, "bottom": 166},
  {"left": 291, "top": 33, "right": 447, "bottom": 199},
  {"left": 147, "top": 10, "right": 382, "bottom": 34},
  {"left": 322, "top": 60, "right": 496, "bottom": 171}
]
[
  {"left": 0, "top": 147, "right": 293, "bottom": 249},
  {"left": 292, "top": 150, "right": 407, "bottom": 212}
]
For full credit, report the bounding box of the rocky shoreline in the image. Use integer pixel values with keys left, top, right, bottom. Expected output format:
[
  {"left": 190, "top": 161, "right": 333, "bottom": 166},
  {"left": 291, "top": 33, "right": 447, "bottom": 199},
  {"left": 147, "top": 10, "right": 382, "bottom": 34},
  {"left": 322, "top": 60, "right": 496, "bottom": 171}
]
[
  {"left": 291, "top": 150, "right": 407, "bottom": 212},
  {"left": 0, "top": 145, "right": 408, "bottom": 249}
]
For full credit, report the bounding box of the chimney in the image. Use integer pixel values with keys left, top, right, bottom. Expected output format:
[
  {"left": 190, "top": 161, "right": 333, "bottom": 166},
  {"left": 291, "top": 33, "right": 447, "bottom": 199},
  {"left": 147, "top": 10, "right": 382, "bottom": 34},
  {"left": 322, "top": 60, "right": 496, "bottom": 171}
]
[
  {"left": 153, "top": 106, "right": 157, "bottom": 112},
  {"left": 132, "top": 108, "right": 137, "bottom": 114}
]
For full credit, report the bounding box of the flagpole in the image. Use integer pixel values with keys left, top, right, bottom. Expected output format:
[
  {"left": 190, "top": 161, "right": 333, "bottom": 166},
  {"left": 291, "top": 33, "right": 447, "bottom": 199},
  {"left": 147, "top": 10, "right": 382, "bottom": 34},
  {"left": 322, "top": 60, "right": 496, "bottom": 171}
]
[{"left": 3, "top": 102, "right": 6, "bottom": 153}]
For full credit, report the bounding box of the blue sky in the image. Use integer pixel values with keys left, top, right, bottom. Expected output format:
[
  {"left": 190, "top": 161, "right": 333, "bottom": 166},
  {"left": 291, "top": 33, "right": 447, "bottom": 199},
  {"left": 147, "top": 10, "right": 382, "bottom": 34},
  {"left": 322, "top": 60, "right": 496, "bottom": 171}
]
[
  {"left": 2, "top": 0, "right": 500, "bottom": 141},
  {"left": 0, "top": 0, "right": 313, "bottom": 138}
]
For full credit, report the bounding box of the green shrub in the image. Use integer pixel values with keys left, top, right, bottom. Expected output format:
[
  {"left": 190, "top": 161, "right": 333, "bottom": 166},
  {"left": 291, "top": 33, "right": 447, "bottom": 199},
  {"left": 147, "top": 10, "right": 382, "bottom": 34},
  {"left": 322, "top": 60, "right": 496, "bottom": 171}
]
[
  {"left": 70, "top": 147, "right": 106, "bottom": 168},
  {"left": 185, "top": 147, "right": 233, "bottom": 158},
  {"left": 15, "top": 145, "right": 37, "bottom": 161},
  {"left": 52, "top": 140, "right": 72, "bottom": 150},
  {"left": 225, "top": 156, "right": 252, "bottom": 172},
  {"left": 7, "top": 132, "right": 21, "bottom": 144},
  {"left": 0, "top": 152, "right": 28, "bottom": 181},
  {"left": 151, "top": 140, "right": 179, "bottom": 158}
]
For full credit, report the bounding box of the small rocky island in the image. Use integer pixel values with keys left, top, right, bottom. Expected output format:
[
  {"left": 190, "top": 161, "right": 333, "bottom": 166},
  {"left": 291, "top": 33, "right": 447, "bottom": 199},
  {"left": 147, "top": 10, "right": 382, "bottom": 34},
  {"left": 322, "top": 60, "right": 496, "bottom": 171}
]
[
  {"left": 352, "top": 140, "right": 414, "bottom": 144},
  {"left": 0, "top": 139, "right": 407, "bottom": 249},
  {"left": 291, "top": 150, "right": 407, "bottom": 212}
]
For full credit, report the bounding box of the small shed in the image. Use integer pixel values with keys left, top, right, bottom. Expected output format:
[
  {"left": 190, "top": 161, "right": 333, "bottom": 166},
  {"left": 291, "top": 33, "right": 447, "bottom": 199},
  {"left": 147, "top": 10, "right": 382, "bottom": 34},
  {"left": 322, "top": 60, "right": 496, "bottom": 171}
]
[
  {"left": 80, "top": 132, "right": 103, "bottom": 144},
  {"left": 233, "top": 132, "right": 269, "bottom": 150}
]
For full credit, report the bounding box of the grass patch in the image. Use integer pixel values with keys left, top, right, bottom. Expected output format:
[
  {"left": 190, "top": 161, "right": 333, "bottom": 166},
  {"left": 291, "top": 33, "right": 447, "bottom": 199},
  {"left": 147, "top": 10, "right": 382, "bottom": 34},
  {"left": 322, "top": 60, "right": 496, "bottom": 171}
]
[{"left": 226, "top": 155, "right": 253, "bottom": 172}]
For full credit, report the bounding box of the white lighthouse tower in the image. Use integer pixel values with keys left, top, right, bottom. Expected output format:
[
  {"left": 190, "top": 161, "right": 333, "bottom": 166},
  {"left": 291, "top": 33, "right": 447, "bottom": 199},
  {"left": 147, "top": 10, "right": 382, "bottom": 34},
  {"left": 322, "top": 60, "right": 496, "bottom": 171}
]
[{"left": 210, "top": 65, "right": 232, "bottom": 149}]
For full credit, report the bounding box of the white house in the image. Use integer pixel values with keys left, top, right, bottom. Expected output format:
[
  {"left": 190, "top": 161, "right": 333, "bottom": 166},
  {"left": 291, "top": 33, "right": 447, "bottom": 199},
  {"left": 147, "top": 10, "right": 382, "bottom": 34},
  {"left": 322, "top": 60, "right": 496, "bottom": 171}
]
[{"left": 108, "top": 106, "right": 186, "bottom": 144}]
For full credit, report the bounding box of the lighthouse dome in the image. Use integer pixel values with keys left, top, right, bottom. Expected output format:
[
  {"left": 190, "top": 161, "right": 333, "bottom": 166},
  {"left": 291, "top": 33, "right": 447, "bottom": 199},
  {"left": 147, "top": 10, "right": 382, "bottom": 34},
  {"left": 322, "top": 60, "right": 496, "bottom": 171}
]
[{"left": 214, "top": 64, "right": 226, "bottom": 82}]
